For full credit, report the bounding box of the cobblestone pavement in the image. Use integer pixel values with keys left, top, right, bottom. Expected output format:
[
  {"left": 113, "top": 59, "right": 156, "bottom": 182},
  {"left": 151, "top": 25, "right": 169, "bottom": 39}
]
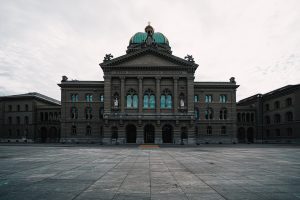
[{"left": 0, "top": 144, "right": 299, "bottom": 200}]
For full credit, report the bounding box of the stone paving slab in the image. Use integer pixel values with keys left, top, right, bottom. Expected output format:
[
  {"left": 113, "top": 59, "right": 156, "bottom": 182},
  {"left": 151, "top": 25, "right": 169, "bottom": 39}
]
[{"left": 0, "top": 144, "right": 300, "bottom": 200}]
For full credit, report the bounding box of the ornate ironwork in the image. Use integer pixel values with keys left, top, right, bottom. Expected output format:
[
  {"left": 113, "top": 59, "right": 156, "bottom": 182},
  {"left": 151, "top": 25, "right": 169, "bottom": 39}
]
[
  {"left": 184, "top": 54, "right": 194, "bottom": 63},
  {"left": 103, "top": 54, "right": 113, "bottom": 62}
]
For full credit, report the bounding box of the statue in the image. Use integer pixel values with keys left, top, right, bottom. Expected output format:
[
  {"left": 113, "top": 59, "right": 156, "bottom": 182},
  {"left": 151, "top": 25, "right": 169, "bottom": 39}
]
[
  {"left": 184, "top": 54, "right": 195, "bottom": 63},
  {"left": 114, "top": 97, "right": 119, "bottom": 107},
  {"left": 180, "top": 98, "right": 185, "bottom": 107},
  {"left": 103, "top": 54, "right": 113, "bottom": 62}
]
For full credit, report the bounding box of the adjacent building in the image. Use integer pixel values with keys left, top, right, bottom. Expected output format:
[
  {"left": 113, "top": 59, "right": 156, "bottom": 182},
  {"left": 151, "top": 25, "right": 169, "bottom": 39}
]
[{"left": 237, "top": 84, "right": 300, "bottom": 143}]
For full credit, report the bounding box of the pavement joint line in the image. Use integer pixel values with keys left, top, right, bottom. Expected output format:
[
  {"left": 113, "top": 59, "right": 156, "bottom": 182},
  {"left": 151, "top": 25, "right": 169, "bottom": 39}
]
[
  {"left": 72, "top": 149, "right": 133, "bottom": 200},
  {"left": 166, "top": 150, "right": 229, "bottom": 200},
  {"left": 111, "top": 150, "right": 139, "bottom": 200}
]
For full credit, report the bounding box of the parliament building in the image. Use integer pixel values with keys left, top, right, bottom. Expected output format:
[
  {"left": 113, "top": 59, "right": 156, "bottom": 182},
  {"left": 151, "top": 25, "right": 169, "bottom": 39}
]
[{"left": 59, "top": 24, "right": 238, "bottom": 144}]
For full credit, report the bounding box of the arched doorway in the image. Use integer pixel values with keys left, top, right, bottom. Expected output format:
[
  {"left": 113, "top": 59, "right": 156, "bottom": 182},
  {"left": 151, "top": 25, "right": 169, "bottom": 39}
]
[
  {"left": 144, "top": 124, "right": 155, "bottom": 143},
  {"left": 247, "top": 127, "right": 254, "bottom": 143},
  {"left": 237, "top": 127, "right": 246, "bottom": 143},
  {"left": 126, "top": 124, "right": 136, "bottom": 143},
  {"left": 162, "top": 124, "right": 173, "bottom": 143},
  {"left": 41, "top": 127, "right": 47, "bottom": 143},
  {"left": 49, "top": 127, "right": 58, "bottom": 142}
]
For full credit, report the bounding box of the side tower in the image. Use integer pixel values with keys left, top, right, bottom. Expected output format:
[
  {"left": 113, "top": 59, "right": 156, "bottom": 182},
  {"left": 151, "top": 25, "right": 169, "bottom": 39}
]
[{"left": 100, "top": 24, "right": 198, "bottom": 144}]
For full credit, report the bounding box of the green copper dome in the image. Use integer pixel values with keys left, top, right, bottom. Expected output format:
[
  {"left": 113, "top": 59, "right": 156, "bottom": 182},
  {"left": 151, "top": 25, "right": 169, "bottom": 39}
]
[{"left": 130, "top": 32, "right": 169, "bottom": 45}]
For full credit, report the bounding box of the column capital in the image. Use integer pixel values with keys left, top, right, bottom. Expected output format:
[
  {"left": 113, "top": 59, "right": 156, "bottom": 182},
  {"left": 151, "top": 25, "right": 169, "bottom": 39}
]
[
  {"left": 137, "top": 76, "right": 143, "bottom": 80},
  {"left": 120, "top": 76, "right": 125, "bottom": 80},
  {"left": 155, "top": 77, "right": 161, "bottom": 81},
  {"left": 173, "top": 77, "right": 179, "bottom": 81},
  {"left": 103, "top": 75, "right": 111, "bottom": 81}
]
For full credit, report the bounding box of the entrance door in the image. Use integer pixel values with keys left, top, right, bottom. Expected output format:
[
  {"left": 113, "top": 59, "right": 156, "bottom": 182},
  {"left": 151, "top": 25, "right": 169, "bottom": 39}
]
[
  {"left": 144, "top": 124, "right": 155, "bottom": 143},
  {"left": 247, "top": 127, "right": 254, "bottom": 143},
  {"left": 162, "top": 124, "right": 173, "bottom": 143},
  {"left": 41, "top": 127, "right": 47, "bottom": 143},
  {"left": 126, "top": 124, "right": 136, "bottom": 143}
]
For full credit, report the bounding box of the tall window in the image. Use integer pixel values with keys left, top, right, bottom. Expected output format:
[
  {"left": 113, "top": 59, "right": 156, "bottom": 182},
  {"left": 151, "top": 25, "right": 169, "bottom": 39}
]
[
  {"left": 286, "top": 98, "right": 292, "bottom": 107},
  {"left": 71, "top": 94, "right": 79, "bottom": 102},
  {"left": 205, "top": 95, "right": 213, "bottom": 103},
  {"left": 265, "top": 116, "right": 270, "bottom": 124},
  {"left": 274, "top": 101, "right": 280, "bottom": 109},
  {"left": 17, "top": 129, "right": 20, "bottom": 137},
  {"left": 100, "top": 94, "right": 104, "bottom": 102},
  {"left": 161, "top": 89, "right": 172, "bottom": 108},
  {"left": 205, "top": 108, "right": 213, "bottom": 119},
  {"left": 221, "top": 126, "right": 226, "bottom": 135},
  {"left": 17, "top": 105, "right": 20, "bottom": 112},
  {"left": 237, "top": 113, "right": 241, "bottom": 122},
  {"left": 8, "top": 117, "right": 12, "bottom": 124},
  {"left": 86, "top": 126, "right": 92, "bottom": 136},
  {"left": 286, "top": 112, "right": 293, "bottom": 121},
  {"left": 85, "top": 94, "right": 93, "bottom": 102},
  {"left": 143, "top": 89, "right": 155, "bottom": 108},
  {"left": 219, "top": 108, "right": 227, "bottom": 120},
  {"left": 24, "top": 116, "right": 29, "bottom": 125},
  {"left": 265, "top": 104, "right": 270, "bottom": 111},
  {"left": 274, "top": 114, "right": 281, "bottom": 124},
  {"left": 194, "top": 95, "right": 199, "bottom": 102},
  {"left": 113, "top": 92, "right": 119, "bottom": 107},
  {"left": 126, "top": 89, "right": 138, "bottom": 108},
  {"left": 71, "top": 125, "right": 77, "bottom": 135},
  {"left": 207, "top": 126, "right": 212, "bottom": 135},
  {"left": 251, "top": 113, "right": 254, "bottom": 122},
  {"left": 25, "top": 104, "right": 29, "bottom": 111},
  {"left": 219, "top": 95, "right": 227, "bottom": 103},
  {"left": 16, "top": 116, "right": 20, "bottom": 124},
  {"left": 8, "top": 105, "right": 12, "bottom": 112},
  {"left": 40, "top": 112, "right": 44, "bottom": 121},
  {"left": 71, "top": 107, "right": 78, "bottom": 119},
  {"left": 195, "top": 108, "right": 199, "bottom": 119},
  {"left": 276, "top": 129, "right": 280, "bottom": 137},
  {"left": 45, "top": 113, "right": 48, "bottom": 121},
  {"left": 85, "top": 107, "right": 92, "bottom": 119}
]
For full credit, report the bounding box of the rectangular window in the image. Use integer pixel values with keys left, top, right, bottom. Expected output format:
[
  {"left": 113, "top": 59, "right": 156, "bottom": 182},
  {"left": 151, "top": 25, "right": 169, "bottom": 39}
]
[
  {"left": 100, "top": 95, "right": 104, "bottom": 102},
  {"left": 71, "top": 94, "right": 79, "bottom": 102},
  {"left": 265, "top": 104, "right": 269, "bottom": 111},
  {"left": 25, "top": 104, "right": 29, "bottom": 111},
  {"left": 205, "top": 95, "right": 213, "bottom": 103},
  {"left": 85, "top": 94, "right": 93, "bottom": 102},
  {"left": 219, "top": 95, "right": 227, "bottom": 103},
  {"left": 8, "top": 105, "right": 12, "bottom": 112},
  {"left": 8, "top": 117, "right": 12, "bottom": 124}
]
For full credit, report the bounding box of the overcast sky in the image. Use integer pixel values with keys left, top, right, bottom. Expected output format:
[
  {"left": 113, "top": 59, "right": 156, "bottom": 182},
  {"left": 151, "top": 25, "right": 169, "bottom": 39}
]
[{"left": 0, "top": 0, "right": 299, "bottom": 101}]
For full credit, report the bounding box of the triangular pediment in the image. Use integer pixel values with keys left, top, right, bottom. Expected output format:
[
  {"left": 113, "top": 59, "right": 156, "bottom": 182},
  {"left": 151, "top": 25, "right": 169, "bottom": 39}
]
[{"left": 100, "top": 48, "right": 198, "bottom": 68}]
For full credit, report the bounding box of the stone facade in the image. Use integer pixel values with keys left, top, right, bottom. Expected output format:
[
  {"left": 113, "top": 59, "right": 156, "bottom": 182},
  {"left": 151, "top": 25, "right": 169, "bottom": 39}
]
[
  {"left": 237, "top": 84, "right": 300, "bottom": 143},
  {"left": 0, "top": 93, "right": 61, "bottom": 142},
  {"left": 58, "top": 25, "right": 239, "bottom": 144}
]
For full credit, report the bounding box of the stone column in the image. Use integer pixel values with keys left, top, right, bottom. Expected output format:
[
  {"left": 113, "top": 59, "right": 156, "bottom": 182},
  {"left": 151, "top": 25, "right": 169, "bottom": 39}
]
[
  {"left": 104, "top": 76, "right": 111, "bottom": 113},
  {"left": 138, "top": 77, "right": 143, "bottom": 113},
  {"left": 187, "top": 76, "right": 195, "bottom": 114},
  {"left": 120, "top": 77, "right": 125, "bottom": 113},
  {"left": 173, "top": 77, "right": 178, "bottom": 113},
  {"left": 156, "top": 77, "right": 161, "bottom": 113}
]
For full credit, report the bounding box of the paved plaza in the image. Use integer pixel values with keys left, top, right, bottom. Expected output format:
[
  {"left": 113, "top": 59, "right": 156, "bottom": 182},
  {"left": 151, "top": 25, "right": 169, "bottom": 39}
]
[{"left": 0, "top": 144, "right": 300, "bottom": 200}]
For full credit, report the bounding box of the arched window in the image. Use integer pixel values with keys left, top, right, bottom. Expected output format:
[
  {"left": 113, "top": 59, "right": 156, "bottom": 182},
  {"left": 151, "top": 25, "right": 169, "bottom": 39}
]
[
  {"left": 274, "top": 101, "right": 280, "bottom": 109},
  {"left": 246, "top": 113, "right": 250, "bottom": 122},
  {"left": 71, "top": 94, "right": 79, "bottom": 102},
  {"left": 45, "top": 113, "right": 48, "bottom": 121},
  {"left": 143, "top": 89, "right": 155, "bottom": 108},
  {"left": 85, "top": 107, "right": 92, "bottom": 119},
  {"left": 16, "top": 116, "right": 20, "bottom": 124},
  {"left": 219, "top": 94, "right": 227, "bottom": 103},
  {"left": 237, "top": 113, "right": 241, "bottom": 122},
  {"left": 126, "top": 89, "right": 138, "bottom": 108},
  {"left": 49, "top": 112, "right": 53, "bottom": 121},
  {"left": 71, "top": 107, "right": 78, "bottom": 119},
  {"left": 286, "top": 98, "right": 292, "bottom": 106},
  {"left": 86, "top": 126, "right": 92, "bottom": 136},
  {"left": 250, "top": 113, "right": 254, "bottom": 122},
  {"left": 161, "top": 89, "right": 172, "bottom": 108},
  {"left": 207, "top": 126, "right": 212, "bottom": 135},
  {"left": 17, "top": 105, "right": 20, "bottom": 112},
  {"left": 205, "top": 108, "right": 213, "bottom": 119},
  {"left": 219, "top": 108, "right": 227, "bottom": 120},
  {"left": 195, "top": 108, "right": 199, "bottom": 119},
  {"left": 221, "top": 126, "right": 226, "bottom": 135},
  {"left": 85, "top": 94, "right": 93, "bottom": 102},
  {"left": 71, "top": 125, "right": 77, "bottom": 135},
  {"left": 194, "top": 95, "right": 199, "bottom": 102},
  {"left": 241, "top": 113, "right": 245, "bottom": 122},
  {"left": 111, "top": 127, "right": 118, "bottom": 139},
  {"left": 286, "top": 112, "right": 293, "bottom": 121},
  {"left": 25, "top": 104, "right": 29, "bottom": 111},
  {"left": 274, "top": 114, "right": 281, "bottom": 124}
]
